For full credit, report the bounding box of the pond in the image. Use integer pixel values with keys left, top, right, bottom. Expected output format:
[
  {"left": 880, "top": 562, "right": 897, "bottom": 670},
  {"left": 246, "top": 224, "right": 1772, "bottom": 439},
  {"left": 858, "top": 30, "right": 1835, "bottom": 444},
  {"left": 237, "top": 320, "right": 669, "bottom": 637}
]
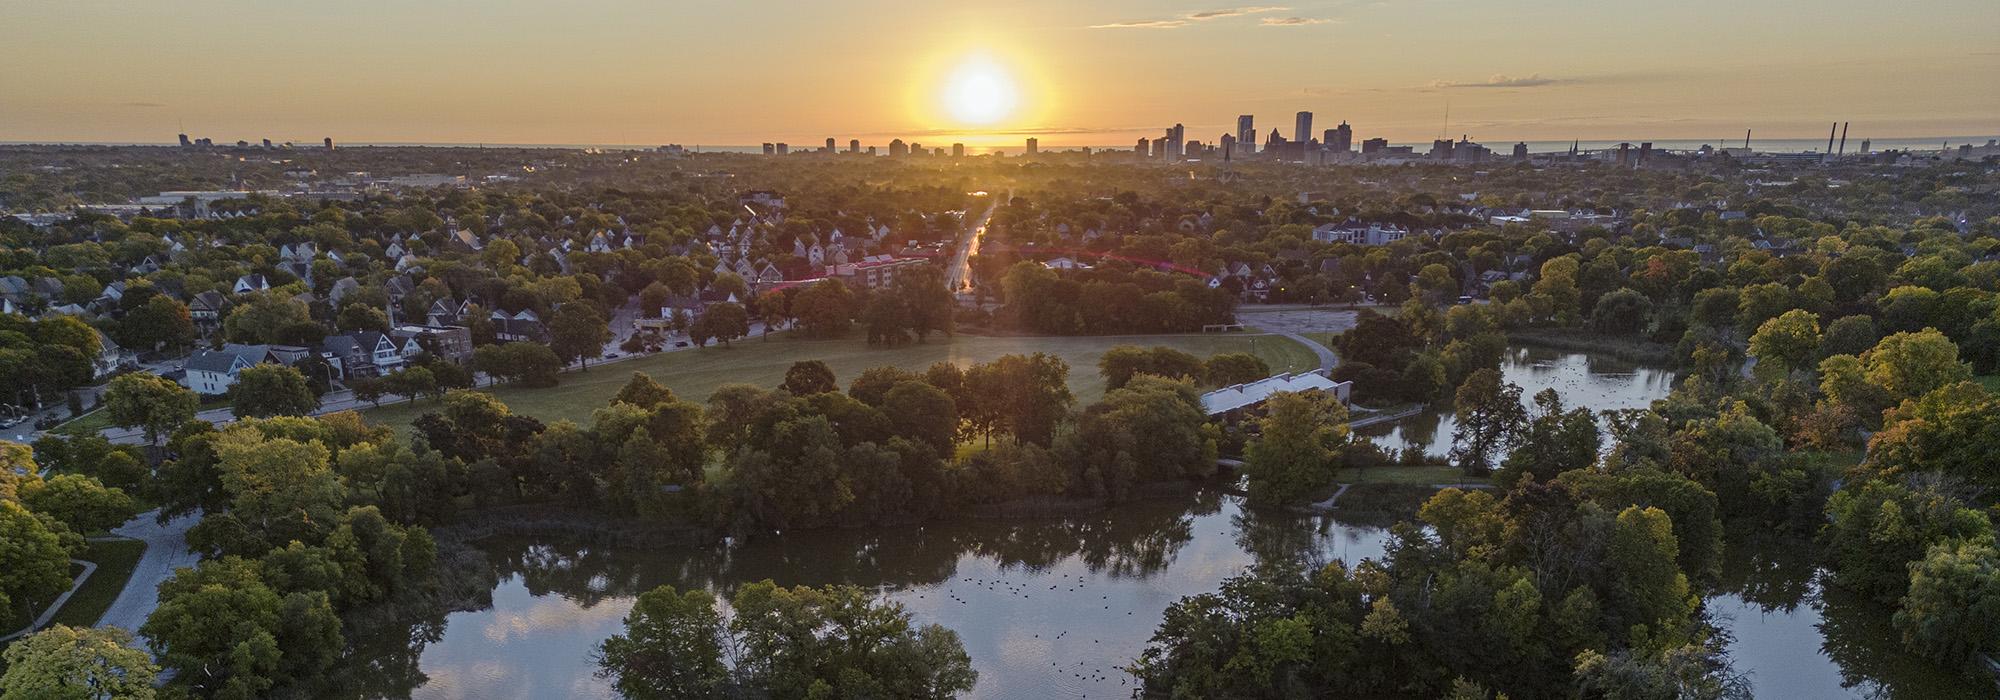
[
  {"left": 381, "top": 347, "right": 1985, "bottom": 699},
  {"left": 1355, "top": 344, "right": 1680, "bottom": 458}
]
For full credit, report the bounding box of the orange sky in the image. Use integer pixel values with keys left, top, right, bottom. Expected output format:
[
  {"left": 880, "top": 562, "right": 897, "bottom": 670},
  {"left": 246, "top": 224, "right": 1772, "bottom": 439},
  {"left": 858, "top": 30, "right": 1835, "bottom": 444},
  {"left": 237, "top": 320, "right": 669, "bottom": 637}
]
[{"left": 3, "top": 0, "right": 1995, "bottom": 147}]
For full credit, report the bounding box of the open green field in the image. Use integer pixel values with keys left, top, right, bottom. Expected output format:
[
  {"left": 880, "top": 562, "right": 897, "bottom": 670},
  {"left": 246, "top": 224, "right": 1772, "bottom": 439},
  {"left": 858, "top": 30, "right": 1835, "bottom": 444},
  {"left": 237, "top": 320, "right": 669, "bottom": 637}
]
[
  {"left": 363, "top": 332, "right": 1318, "bottom": 432},
  {"left": 48, "top": 538, "right": 146, "bottom": 628}
]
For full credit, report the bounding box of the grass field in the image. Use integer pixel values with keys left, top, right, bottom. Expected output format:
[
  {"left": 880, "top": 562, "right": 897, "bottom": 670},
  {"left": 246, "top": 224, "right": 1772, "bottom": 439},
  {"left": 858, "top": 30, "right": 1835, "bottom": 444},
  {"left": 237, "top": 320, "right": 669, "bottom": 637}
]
[
  {"left": 363, "top": 332, "right": 1319, "bottom": 432},
  {"left": 48, "top": 538, "right": 146, "bottom": 628},
  {"left": 50, "top": 409, "right": 113, "bottom": 437}
]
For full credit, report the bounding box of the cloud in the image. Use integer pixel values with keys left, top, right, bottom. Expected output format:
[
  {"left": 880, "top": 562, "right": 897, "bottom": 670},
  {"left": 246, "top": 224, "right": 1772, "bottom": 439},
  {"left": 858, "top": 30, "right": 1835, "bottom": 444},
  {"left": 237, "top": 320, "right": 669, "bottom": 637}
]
[
  {"left": 1261, "top": 16, "right": 1332, "bottom": 25},
  {"left": 1429, "top": 74, "right": 1572, "bottom": 89},
  {"left": 1091, "top": 5, "right": 1288, "bottom": 29}
]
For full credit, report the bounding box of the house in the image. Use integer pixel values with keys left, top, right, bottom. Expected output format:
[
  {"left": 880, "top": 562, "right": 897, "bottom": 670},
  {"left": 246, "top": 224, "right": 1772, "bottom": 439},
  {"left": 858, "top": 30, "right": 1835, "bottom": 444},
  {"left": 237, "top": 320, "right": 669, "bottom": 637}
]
[
  {"left": 1199, "top": 369, "right": 1353, "bottom": 418},
  {"left": 180, "top": 344, "right": 274, "bottom": 395},
  {"left": 1311, "top": 220, "right": 1411, "bottom": 246},
  {"left": 426, "top": 299, "right": 471, "bottom": 326},
  {"left": 320, "top": 331, "right": 406, "bottom": 378},
  {"left": 233, "top": 274, "right": 269, "bottom": 294},
  {"left": 328, "top": 277, "right": 361, "bottom": 308},
  {"left": 392, "top": 325, "right": 473, "bottom": 363},
  {"left": 1043, "top": 257, "right": 1089, "bottom": 270},
  {"left": 189, "top": 291, "right": 228, "bottom": 327},
  {"left": 491, "top": 312, "right": 549, "bottom": 343}
]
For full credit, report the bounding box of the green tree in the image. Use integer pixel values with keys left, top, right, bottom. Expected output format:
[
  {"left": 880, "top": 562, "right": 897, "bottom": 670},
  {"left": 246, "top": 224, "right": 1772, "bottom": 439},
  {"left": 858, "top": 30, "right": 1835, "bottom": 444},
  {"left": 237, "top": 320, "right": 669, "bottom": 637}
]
[
  {"left": 1892, "top": 540, "right": 2000, "bottom": 665},
  {"left": 1498, "top": 389, "right": 1600, "bottom": 488},
  {"left": 1449, "top": 368, "right": 1527, "bottom": 476},
  {"left": 18, "top": 474, "right": 137, "bottom": 534},
  {"left": 1202, "top": 352, "right": 1271, "bottom": 387},
  {"left": 792, "top": 279, "right": 855, "bottom": 338},
  {"left": 1748, "top": 309, "right": 1822, "bottom": 381},
  {"left": 0, "top": 500, "right": 74, "bottom": 627},
  {"left": 595, "top": 585, "right": 729, "bottom": 699},
  {"left": 781, "top": 360, "right": 837, "bottom": 396},
  {"left": 1243, "top": 391, "right": 1348, "bottom": 504},
  {"left": 116, "top": 294, "right": 195, "bottom": 353},
  {"left": 222, "top": 293, "right": 316, "bottom": 345},
  {"left": 548, "top": 304, "right": 612, "bottom": 370},
  {"left": 103, "top": 372, "right": 196, "bottom": 445},
  {"left": 614, "top": 372, "right": 675, "bottom": 408},
  {"left": 141, "top": 557, "right": 341, "bottom": 698},
  {"left": 230, "top": 364, "right": 318, "bottom": 419},
  {"left": 882, "top": 381, "right": 958, "bottom": 455},
  {"left": 727, "top": 581, "right": 976, "bottom": 698},
  {"left": 1863, "top": 329, "right": 1971, "bottom": 402},
  {"left": 697, "top": 301, "right": 750, "bottom": 346},
  {"left": 0, "top": 624, "right": 159, "bottom": 700}
]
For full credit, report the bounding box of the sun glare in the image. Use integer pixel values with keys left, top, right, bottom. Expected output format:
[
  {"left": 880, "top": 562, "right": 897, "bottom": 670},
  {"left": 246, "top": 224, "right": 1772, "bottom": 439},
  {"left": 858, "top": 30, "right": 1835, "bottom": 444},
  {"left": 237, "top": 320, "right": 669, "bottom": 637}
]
[{"left": 942, "top": 55, "right": 1019, "bottom": 126}]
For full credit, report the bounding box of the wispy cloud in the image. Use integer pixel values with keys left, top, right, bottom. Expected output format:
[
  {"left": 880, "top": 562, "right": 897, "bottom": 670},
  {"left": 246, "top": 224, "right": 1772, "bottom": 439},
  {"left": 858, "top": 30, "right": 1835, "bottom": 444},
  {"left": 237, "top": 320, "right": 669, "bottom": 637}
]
[
  {"left": 1429, "top": 74, "right": 1572, "bottom": 89},
  {"left": 1260, "top": 16, "right": 1332, "bottom": 26},
  {"left": 1091, "top": 6, "right": 1289, "bottom": 29}
]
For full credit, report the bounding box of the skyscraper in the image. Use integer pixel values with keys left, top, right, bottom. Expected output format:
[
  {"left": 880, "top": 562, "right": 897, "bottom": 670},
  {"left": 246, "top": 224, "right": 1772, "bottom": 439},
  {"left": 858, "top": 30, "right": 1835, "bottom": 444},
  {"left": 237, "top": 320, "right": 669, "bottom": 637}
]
[
  {"left": 178, "top": 133, "right": 191, "bottom": 147},
  {"left": 1294, "top": 111, "right": 1313, "bottom": 145},
  {"left": 849, "top": 139, "right": 860, "bottom": 153},
  {"left": 1236, "top": 115, "right": 1256, "bottom": 155},
  {"left": 1332, "top": 122, "right": 1352, "bottom": 153},
  {"left": 1135, "top": 138, "right": 1149, "bottom": 157},
  {"left": 1025, "top": 137, "right": 1038, "bottom": 155},
  {"left": 1219, "top": 133, "right": 1237, "bottom": 161},
  {"left": 1163, "top": 123, "right": 1185, "bottom": 161},
  {"left": 888, "top": 139, "right": 907, "bottom": 157},
  {"left": 775, "top": 143, "right": 789, "bottom": 155},
  {"left": 952, "top": 143, "right": 965, "bottom": 158},
  {"left": 762, "top": 143, "right": 776, "bottom": 155},
  {"left": 825, "top": 137, "right": 836, "bottom": 152},
  {"left": 323, "top": 137, "right": 334, "bottom": 150},
  {"left": 1362, "top": 137, "right": 1387, "bottom": 155}
]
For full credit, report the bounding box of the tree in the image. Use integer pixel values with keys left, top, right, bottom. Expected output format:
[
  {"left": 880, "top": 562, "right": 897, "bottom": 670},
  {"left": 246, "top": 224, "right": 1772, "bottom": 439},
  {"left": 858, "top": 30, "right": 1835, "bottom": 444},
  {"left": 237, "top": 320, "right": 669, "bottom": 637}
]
[
  {"left": 1604, "top": 505, "right": 1697, "bottom": 632},
  {"left": 549, "top": 304, "right": 612, "bottom": 370},
  {"left": 0, "top": 624, "right": 159, "bottom": 700},
  {"left": 384, "top": 366, "right": 439, "bottom": 403},
  {"left": 141, "top": 557, "right": 341, "bottom": 698},
  {"left": 967, "top": 353, "right": 1073, "bottom": 446},
  {"left": 1098, "top": 346, "right": 1202, "bottom": 390},
  {"left": 1863, "top": 329, "right": 1971, "bottom": 403},
  {"left": 335, "top": 303, "right": 388, "bottom": 333},
  {"left": 781, "top": 360, "right": 837, "bottom": 396},
  {"left": 1498, "top": 389, "right": 1600, "bottom": 488},
  {"left": 893, "top": 264, "right": 955, "bottom": 341},
  {"left": 1818, "top": 315, "right": 1878, "bottom": 359},
  {"left": 1893, "top": 540, "right": 2000, "bottom": 665},
  {"left": 1589, "top": 288, "right": 1653, "bottom": 335},
  {"left": 116, "top": 294, "right": 195, "bottom": 353},
  {"left": 614, "top": 372, "right": 675, "bottom": 408},
  {"left": 1449, "top": 368, "right": 1527, "bottom": 476},
  {"left": 791, "top": 279, "right": 855, "bottom": 338},
  {"left": 726, "top": 580, "right": 976, "bottom": 698},
  {"left": 1064, "top": 375, "right": 1218, "bottom": 499},
  {"left": 103, "top": 372, "right": 196, "bottom": 445},
  {"left": 1748, "top": 309, "right": 1822, "bottom": 381},
  {"left": 696, "top": 302, "right": 749, "bottom": 346},
  {"left": 1203, "top": 352, "right": 1270, "bottom": 387},
  {"left": 595, "top": 585, "right": 729, "bottom": 699},
  {"left": 847, "top": 366, "right": 919, "bottom": 406},
  {"left": 882, "top": 381, "right": 958, "bottom": 455},
  {"left": 222, "top": 293, "right": 316, "bottom": 345},
  {"left": 1243, "top": 391, "right": 1347, "bottom": 504},
  {"left": 472, "top": 342, "right": 561, "bottom": 388},
  {"left": 861, "top": 294, "right": 912, "bottom": 346},
  {"left": 231, "top": 364, "right": 318, "bottom": 419},
  {"left": 0, "top": 500, "right": 74, "bottom": 627},
  {"left": 19, "top": 474, "right": 137, "bottom": 534}
]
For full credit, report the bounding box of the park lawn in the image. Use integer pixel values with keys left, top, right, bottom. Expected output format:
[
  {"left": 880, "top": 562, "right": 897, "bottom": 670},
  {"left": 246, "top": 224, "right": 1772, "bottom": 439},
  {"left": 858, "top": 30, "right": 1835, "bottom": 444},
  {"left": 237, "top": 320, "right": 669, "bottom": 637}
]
[
  {"left": 362, "top": 332, "right": 1318, "bottom": 432},
  {"left": 1334, "top": 464, "right": 1488, "bottom": 486},
  {"left": 48, "top": 538, "right": 146, "bottom": 628},
  {"left": 50, "top": 409, "right": 113, "bottom": 437}
]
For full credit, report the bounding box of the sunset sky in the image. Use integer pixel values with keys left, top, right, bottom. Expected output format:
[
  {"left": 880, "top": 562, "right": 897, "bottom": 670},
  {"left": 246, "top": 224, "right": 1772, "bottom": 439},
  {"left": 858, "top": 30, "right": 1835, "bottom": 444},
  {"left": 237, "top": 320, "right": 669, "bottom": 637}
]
[{"left": 4, "top": 0, "right": 1995, "bottom": 148}]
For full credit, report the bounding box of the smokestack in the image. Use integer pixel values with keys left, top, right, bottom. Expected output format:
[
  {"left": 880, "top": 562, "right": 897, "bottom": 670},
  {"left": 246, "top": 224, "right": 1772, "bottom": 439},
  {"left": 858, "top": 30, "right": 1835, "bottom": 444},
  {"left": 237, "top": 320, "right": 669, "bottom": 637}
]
[
  {"left": 1744, "top": 129, "right": 1751, "bottom": 149},
  {"left": 1826, "top": 122, "right": 1837, "bottom": 161},
  {"left": 1838, "top": 122, "right": 1849, "bottom": 156}
]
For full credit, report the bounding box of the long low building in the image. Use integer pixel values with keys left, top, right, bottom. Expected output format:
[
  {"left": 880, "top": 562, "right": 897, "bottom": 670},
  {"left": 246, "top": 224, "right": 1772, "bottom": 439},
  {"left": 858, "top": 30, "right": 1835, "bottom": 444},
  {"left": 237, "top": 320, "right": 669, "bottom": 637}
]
[{"left": 1200, "top": 369, "right": 1353, "bottom": 417}]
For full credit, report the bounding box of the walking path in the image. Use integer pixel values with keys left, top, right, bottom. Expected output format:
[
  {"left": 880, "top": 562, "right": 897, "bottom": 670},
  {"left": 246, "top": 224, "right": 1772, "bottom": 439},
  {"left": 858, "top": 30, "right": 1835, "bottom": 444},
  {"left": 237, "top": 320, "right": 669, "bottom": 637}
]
[
  {"left": 0, "top": 559, "right": 97, "bottom": 643},
  {"left": 1275, "top": 331, "right": 1338, "bottom": 371},
  {"left": 94, "top": 510, "right": 200, "bottom": 637},
  {"left": 1304, "top": 484, "right": 1351, "bottom": 513}
]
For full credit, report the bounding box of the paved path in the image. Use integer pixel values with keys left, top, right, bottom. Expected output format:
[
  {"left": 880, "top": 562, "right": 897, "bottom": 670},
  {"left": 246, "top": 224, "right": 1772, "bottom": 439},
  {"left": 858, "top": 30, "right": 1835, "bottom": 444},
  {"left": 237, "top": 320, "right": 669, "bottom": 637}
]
[
  {"left": 0, "top": 559, "right": 97, "bottom": 643},
  {"left": 946, "top": 193, "right": 1003, "bottom": 294},
  {"left": 1274, "top": 331, "right": 1338, "bottom": 371},
  {"left": 95, "top": 510, "right": 200, "bottom": 637}
]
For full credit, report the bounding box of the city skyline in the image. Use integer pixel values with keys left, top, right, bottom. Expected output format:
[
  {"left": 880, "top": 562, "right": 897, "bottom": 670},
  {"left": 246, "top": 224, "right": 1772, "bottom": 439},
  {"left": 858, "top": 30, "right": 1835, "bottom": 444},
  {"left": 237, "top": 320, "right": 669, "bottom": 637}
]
[{"left": 3, "top": 0, "right": 1995, "bottom": 146}]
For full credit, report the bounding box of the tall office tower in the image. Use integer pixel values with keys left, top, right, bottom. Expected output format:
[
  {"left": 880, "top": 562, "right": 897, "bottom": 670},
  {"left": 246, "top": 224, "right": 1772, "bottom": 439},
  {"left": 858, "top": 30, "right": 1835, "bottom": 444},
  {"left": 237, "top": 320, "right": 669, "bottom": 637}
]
[
  {"left": 262, "top": 139, "right": 272, "bottom": 149},
  {"left": 1638, "top": 142, "right": 1653, "bottom": 166},
  {"left": 763, "top": 143, "right": 776, "bottom": 155},
  {"left": 1615, "top": 143, "right": 1631, "bottom": 166},
  {"left": 1430, "top": 139, "right": 1454, "bottom": 160},
  {"left": 323, "top": 137, "right": 334, "bottom": 150},
  {"left": 910, "top": 142, "right": 922, "bottom": 155},
  {"left": 952, "top": 143, "right": 965, "bottom": 158},
  {"left": 825, "top": 138, "right": 836, "bottom": 152},
  {"left": 1135, "top": 138, "right": 1150, "bottom": 157},
  {"left": 1362, "top": 137, "right": 1386, "bottom": 155},
  {"left": 1294, "top": 111, "right": 1313, "bottom": 145},
  {"left": 1219, "top": 133, "right": 1237, "bottom": 161},
  {"left": 1236, "top": 115, "right": 1256, "bottom": 154},
  {"left": 1267, "top": 128, "right": 1284, "bottom": 149},
  {"left": 1161, "top": 124, "right": 1184, "bottom": 161},
  {"left": 178, "top": 133, "right": 192, "bottom": 147},
  {"left": 1025, "top": 137, "right": 1038, "bottom": 155},
  {"left": 1513, "top": 142, "right": 1529, "bottom": 159},
  {"left": 775, "top": 143, "right": 789, "bottom": 155},
  {"left": 1323, "top": 129, "right": 1337, "bottom": 148},
  {"left": 849, "top": 139, "right": 860, "bottom": 153},
  {"left": 1332, "top": 122, "right": 1352, "bottom": 153},
  {"left": 888, "top": 139, "right": 907, "bottom": 157},
  {"left": 867, "top": 146, "right": 877, "bottom": 156}
]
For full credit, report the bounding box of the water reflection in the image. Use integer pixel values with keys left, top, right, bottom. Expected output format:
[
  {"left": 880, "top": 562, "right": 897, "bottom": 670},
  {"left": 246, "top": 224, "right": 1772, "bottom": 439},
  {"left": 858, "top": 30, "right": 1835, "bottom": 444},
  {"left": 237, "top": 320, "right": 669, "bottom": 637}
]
[
  {"left": 401, "top": 492, "right": 1392, "bottom": 700},
  {"left": 1357, "top": 346, "right": 1678, "bottom": 457}
]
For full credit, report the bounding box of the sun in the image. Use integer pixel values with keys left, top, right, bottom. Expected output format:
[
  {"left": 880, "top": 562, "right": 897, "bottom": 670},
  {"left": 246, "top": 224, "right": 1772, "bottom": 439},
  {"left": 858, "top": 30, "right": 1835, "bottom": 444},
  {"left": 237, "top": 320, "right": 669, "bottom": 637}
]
[{"left": 941, "top": 55, "right": 1019, "bottom": 126}]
